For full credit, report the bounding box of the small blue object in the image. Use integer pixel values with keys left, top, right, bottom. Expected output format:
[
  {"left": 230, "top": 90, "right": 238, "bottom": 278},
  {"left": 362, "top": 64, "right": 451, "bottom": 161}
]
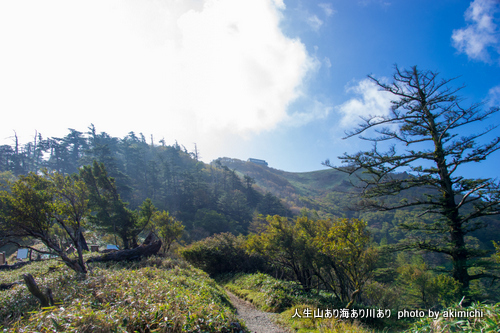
[
  {"left": 17, "top": 248, "right": 29, "bottom": 259},
  {"left": 106, "top": 245, "right": 119, "bottom": 250}
]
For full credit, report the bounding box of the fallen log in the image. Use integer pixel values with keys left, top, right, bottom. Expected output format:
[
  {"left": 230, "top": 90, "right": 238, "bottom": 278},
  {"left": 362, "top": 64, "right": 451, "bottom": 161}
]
[
  {"left": 0, "top": 281, "right": 22, "bottom": 290},
  {"left": 86, "top": 240, "right": 162, "bottom": 263},
  {"left": 0, "top": 261, "right": 31, "bottom": 271}
]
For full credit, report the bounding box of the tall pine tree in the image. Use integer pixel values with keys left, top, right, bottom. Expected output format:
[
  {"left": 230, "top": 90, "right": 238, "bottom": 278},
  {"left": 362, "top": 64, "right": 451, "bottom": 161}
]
[{"left": 325, "top": 66, "right": 500, "bottom": 292}]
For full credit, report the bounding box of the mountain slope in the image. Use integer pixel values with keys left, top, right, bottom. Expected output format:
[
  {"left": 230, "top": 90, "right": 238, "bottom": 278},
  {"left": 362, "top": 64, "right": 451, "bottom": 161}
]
[
  {"left": 217, "top": 157, "right": 350, "bottom": 195},
  {"left": 216, "top": 157, "right": 356, "bottom": 217},
  {"left": 216, "top": 158, "right": 500, "bottom": 248}
]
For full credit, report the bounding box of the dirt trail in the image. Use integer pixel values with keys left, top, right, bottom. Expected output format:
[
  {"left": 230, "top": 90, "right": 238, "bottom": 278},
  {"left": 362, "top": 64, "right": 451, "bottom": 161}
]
[{"left": 227, "top": 291, "right": 290, "bottom": 333}]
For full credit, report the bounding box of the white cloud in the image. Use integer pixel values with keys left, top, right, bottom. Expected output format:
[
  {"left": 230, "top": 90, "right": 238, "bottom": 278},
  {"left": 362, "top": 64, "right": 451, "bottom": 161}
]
[
  {"left": 287, "top": 100, "right": 332, "bottom": 126},
  {"left": 318, "top": 3, "right": 335, "bottom": 17},
  {"left": 336, "top": 78, "right": 393, "bottom": 128},
  {"left": 272, "top": 0, "right": 286, "bottom": 10},
  {"left": 324, "top": 57, "right": 332, "bottom": 69},
  {"left": 488, "top": 85, "right": 500, "bottom": 106},
  {"left": 452, "top": 0, "right": 500, "bottom": 63},
  {"left": 0, "top": 0, "right": 318, "bottom": 162},
  {"left": 307, "top": 15, "right": 324, "bottom": 31}
]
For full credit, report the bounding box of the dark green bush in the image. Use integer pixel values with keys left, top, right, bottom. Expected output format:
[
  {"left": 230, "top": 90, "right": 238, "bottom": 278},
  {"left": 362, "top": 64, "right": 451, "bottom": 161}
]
[{"left": 180, "top": 233, "right": 268, "bottom": 276}]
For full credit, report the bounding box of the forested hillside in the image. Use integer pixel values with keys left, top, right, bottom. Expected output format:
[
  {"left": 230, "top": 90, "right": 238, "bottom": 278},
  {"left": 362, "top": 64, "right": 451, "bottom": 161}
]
[
  {"left": 0, "top": 126, "right": 289, "bottom": 245},
  {"left": 218, "top": 157, "right": 500, "bottom": 251},
  {"left": 2, "top": 126, "right": 499, "bottom": 254},
  {"left": 217, "top": 157, "right": 354, "bottom": 215},
  {"left": 2, "top": 126, "right": 500, "bottom": 332}
]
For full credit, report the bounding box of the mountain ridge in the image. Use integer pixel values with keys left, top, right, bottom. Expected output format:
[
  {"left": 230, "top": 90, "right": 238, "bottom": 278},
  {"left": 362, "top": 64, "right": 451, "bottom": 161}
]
[
  {"left": 216, "top": 157, "right": 357, "bottom": 217},
  {"left": 216, "top": 157, "right": 500, "bottom": 249}
]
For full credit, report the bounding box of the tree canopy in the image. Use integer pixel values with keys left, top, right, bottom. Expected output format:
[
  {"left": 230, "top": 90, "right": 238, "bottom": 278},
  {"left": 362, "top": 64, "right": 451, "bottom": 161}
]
[
  {"left": 0, "top": 171, "right": 89, "bottom": 273},
  {"left": 80, "top": 161, "right": 153, "bottom": 249},
  {"left": 0, "top": 126, "right": 291, "bottom": 241},
  {"left": 247, "top": 215, "right": 376, "bottom": 305}
]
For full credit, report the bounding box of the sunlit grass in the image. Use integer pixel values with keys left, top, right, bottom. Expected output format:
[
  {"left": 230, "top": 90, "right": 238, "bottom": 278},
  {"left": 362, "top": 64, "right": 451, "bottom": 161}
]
[
  {"left": 0, "top": 255, "right": 247, "bottom": 332},
  {"left": 404, "top": 302, "right": 500, "bottom": 333},
  {"left": 222, "top": 272, "right": 341, "bottom": 313},
  {"left": 222, "top": 272, "right": 377, "bottom": 333},
  {"left": 276, "top": 305, "right": 377, "bottom": 333}
]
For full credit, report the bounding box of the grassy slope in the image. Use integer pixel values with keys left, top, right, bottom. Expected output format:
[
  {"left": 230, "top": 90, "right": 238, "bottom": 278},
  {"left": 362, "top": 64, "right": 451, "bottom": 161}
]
[
  {"left": 0, "top": 256, "right": 247, "bottom": 332},
  {"left": 219, "top": 158, "right": 500, "bottom": 247},
  {"left": 218, "top": 158, "right": 355, "bottom": 217},
  {"left": 220, "top": 158, "right": 350, "bottom": 196},
  {"left": 222, "top": 273, "right": 500, "bottom": 333},
  {"left": 221, "top": 272, "right": 383, "bottom": 333}
]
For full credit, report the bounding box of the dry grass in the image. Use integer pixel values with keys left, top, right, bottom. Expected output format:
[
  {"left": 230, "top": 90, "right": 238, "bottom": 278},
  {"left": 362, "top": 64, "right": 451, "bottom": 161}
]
[{"left": 0, "top": 255, "right": 247, "bottom": 332}]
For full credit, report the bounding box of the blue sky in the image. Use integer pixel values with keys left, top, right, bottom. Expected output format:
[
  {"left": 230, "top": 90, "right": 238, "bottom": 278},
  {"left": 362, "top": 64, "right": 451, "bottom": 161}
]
[{"left": 1, "top": 0, "right": 499, "bottom": 178}]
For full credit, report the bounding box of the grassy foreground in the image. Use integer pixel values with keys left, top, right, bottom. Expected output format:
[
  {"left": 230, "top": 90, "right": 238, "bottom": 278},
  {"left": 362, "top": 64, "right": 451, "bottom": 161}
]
[
  {"left": 0, "top": 255, "right": 246, "bottom": 332},
  {"left": 221, "top": 272, "right": 500, "bottom": 333},
  {"left": 221, "top": 272, "right": 380, "bottom": 333}
]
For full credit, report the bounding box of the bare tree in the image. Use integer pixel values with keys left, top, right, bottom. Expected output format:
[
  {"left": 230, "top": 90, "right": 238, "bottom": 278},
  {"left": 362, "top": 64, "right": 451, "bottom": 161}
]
[{"left": 325, "top": 66, "right": 500, "bottom": 291}]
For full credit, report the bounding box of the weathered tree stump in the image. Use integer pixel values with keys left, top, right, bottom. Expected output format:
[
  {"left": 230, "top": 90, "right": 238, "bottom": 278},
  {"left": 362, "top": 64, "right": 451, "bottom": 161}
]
[
  {"left": 23, "top": 273, "right": 54, "bottom": 307},
  {"left": 86, "top": 240, "right": 162, "bottom": 263}
]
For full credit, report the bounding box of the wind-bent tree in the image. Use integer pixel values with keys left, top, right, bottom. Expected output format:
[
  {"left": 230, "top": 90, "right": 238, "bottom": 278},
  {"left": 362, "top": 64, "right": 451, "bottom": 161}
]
[
  {"left": 0, "top": 171, "right": 89, "bottom": 274},
  {"left": 80, "top": 161, "right": 153, "bottom": 249},
  {"left": 325, "top": 66, "right": 500, "bottom": 291}
]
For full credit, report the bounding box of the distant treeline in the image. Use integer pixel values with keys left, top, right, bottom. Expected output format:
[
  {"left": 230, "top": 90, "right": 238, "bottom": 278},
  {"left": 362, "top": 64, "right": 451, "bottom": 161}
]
[{"left": 0, "top": 125, "right": 290, "bottom": 240}]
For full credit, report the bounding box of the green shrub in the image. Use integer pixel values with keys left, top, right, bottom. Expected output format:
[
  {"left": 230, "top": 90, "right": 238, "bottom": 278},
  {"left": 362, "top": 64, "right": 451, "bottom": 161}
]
[
  {"left": 180, "top": 233, "right": 267, "bottom": 276},
  {"left": 405, "top": 302, "right": 500, "bottom": 332},
  {"left": 224, "top": 272, "right": 339, "bottom": 312},
  {"left": 431, "top": 274, "right": 462, "bottom": 308},
  {"left": 362, "top": 280, "right": 404, "bottom": 310}
]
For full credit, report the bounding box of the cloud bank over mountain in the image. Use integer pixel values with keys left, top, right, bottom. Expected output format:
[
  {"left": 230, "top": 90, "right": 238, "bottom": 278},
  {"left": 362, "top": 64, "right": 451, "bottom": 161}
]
[{"left": 0, "top": 0, "right": 320, "bottom": 160}]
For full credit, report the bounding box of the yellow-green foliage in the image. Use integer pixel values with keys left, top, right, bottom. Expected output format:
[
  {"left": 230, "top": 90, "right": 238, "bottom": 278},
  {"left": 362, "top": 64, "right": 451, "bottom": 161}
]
[
  {"left": 223, "top": 273, "right": 374, "bottom": 333},
  {"left": 395, "top": 254, "right": 462, "bottom": 309},
  {"left": 405, "top": 302, "right": 500, "bottom": 333},
  {"left": 316, "top": 217, "right": 378, "bottom": 298},
  {"left": 223, "top": 272, "right": 337, "bottom": 312},
  {"left": 0, "top": 256, "right": 246, "bottom": 332},
  {"left": 247, "top": 215, "right": 377, "bottom": 303},
  {"left": 150, "top": 210, "right": 185, "bottom": 252},
  {"left": 277, "top": 305, "right": 375, "bottom": 333},
  {"left": 493, "top": 240, "right": 500, "bottom": 263}
]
